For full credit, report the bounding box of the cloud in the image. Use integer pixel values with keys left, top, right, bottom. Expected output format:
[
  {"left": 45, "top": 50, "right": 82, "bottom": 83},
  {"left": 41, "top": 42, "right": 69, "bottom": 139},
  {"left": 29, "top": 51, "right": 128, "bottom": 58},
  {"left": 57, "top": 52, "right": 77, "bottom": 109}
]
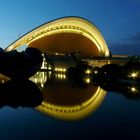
[
  {"left": 108, "top": 32, "right": 140, "bottom": 55},
  {"left": 109, "top": 42, "right": 140, "bottom": 55},
  {"left": 121, "top": 13, "right": 140, "bottom": 23},
  {"left": 123, "top": 32, "right": 140, "bottom": 44}
]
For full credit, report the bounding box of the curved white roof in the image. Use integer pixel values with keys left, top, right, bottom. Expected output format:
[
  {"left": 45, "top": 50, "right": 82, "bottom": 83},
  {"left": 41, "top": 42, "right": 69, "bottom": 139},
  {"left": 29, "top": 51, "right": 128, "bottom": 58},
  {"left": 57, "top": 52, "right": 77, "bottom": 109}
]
[{"left": 6, "top": 17, "right": 110, "bottom": 56}]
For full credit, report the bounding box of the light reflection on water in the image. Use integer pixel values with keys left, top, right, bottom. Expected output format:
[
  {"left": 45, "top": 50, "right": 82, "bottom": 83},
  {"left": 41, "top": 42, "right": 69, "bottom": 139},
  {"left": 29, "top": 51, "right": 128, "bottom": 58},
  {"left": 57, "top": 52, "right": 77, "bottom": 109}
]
[
  {"left": 30, "top": 71, "right": 106, "bottom": 121},
  {"left": 0, "top": 70, "right": 140, "bottom": 121},
  {"left": 1, "top": 71, "right": 140, "bottom": 139}
]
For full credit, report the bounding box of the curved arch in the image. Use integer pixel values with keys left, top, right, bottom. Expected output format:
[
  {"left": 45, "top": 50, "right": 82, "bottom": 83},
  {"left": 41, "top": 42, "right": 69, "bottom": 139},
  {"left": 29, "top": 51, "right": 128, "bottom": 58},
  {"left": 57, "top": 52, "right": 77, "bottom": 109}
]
[
  {"left": 36, "top": 86, "right": 106, "bottom": 121},
  {"left": 6, "top": 17, "right": 110, "bottom": 56}
]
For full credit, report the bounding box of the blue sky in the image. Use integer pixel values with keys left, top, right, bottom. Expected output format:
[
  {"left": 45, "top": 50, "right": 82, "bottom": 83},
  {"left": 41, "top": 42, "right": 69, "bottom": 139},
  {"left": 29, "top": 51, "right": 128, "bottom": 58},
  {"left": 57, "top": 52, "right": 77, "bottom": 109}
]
[{"left": 0, "top": 0, "right": 140, "bottom": 55}]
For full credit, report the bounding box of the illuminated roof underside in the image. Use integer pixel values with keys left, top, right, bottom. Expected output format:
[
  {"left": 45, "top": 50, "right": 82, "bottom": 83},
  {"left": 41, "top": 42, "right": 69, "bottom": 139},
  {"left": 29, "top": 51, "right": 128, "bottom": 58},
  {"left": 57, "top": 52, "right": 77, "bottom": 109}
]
[{"left": 6, "top": 17, "right": 110, "bottom": 56}]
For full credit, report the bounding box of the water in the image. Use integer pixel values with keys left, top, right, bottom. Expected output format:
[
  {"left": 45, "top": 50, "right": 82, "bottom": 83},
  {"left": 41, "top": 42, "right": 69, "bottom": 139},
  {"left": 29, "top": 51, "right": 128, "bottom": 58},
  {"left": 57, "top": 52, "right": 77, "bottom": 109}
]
[{"left": 0, "top": 71, "right": 140, "bottom": 140}]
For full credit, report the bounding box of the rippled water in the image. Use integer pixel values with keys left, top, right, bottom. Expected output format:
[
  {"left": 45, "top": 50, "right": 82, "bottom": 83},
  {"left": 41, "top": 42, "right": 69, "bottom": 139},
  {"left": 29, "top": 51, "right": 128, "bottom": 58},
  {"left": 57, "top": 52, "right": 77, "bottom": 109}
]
[{"left": 0, "top": 71, "right": 140, "bottom": 140}]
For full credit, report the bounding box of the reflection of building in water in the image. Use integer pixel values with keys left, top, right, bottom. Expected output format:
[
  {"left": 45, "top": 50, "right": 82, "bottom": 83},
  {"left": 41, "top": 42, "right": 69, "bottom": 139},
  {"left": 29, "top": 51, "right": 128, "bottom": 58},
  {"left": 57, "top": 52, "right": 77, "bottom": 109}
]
[
  {"left": 0, "top": 74, "right": 10, "bottom": 84},
  {"left": 30, "top": 71, "right": 67, "bottom": 89},
  {"left": 32, "top": 71, "right": 106, "bottom": 121},
  {"left": 36, "top": 86, "right": 106, "bottom": 121},
  {"left": 30, "top": 71, "right": 48, "bottom": 88}
]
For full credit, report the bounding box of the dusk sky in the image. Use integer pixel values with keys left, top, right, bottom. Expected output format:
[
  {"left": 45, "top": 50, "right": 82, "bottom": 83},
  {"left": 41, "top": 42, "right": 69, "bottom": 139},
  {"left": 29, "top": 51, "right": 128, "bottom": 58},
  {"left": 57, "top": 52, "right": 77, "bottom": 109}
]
[{"left": 0, "top": 0, "right": 140, "bottom": 55}]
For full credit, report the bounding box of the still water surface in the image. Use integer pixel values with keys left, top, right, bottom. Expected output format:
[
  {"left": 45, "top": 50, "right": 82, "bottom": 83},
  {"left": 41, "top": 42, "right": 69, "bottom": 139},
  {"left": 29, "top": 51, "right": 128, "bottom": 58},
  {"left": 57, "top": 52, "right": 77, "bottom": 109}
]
[{"left": 0, "top": 71, "right": 140, "bottom": 140}]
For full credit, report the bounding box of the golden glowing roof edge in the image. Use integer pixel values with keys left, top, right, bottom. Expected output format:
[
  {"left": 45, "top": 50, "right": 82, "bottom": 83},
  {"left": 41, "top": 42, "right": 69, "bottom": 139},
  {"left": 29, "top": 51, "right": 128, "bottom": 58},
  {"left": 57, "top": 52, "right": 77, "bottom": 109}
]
[
  {"left": 36, "top": 87, "right": 106, "bottom": 121},
  {"left": 5, "top": 16, "right": 110, "bottom": 56}
]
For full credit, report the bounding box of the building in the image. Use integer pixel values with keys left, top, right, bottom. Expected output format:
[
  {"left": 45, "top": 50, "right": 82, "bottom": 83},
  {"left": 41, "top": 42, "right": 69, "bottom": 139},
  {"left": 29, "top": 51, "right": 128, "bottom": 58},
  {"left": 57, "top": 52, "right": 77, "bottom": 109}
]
[
  {"left": 5, "top": 17, "right": 111, "bottom": 120},
  {"left": 6, "top": 17, "right": 110, "bottom": 57}
]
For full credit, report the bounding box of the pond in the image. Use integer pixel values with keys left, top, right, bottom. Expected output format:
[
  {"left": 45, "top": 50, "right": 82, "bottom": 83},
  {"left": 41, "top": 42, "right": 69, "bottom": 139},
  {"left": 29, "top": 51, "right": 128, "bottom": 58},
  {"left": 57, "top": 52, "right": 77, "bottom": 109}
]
[{"left": 0, "top": 70, "right": 140, "bottom": 140}]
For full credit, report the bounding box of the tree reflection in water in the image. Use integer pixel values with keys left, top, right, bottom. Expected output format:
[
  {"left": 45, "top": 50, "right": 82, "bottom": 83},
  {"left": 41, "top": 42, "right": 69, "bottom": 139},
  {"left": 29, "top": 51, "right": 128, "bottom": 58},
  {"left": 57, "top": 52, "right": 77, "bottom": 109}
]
[
  {"left": 92, "top": 61, "right": 140, "bottom": 100},
  {"left": 0, "top": 60, "right": 139, "bottom": 121},
  {"left": 94, "top": 79, "right": 140, "bottom": 100},
  {"left": 0, "top": 78, "right": 43, "bottom": 108}
]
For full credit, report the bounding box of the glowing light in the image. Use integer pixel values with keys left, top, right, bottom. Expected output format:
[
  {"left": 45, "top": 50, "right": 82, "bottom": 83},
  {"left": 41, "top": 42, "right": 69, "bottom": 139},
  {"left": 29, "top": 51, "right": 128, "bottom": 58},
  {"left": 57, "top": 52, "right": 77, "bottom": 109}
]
[
  {"left": 54, "top": 67, "right": 66, "bottom": 72},
  {"left": 84, "top": 77, "right": 91, "bottom": 84},
  {"left": 48, "top": 71, "right": 52, "bottom": 74},
  {"left": 94, "top": 70, "right": 98, "bottom": 74},
  {"left": 128, "top": 85, "right": 137, "bottom": 94},
  {"left": 55, "top": 53, "right": 59, "bottom": 55},
  {"left": 63, "top": 68, "right": 66, "bottom": 72},
  {"left": 41, "top": 83, "right": 44, "bottom": 88},
  {"left": 85, "top": 69, "right": 91, "bottom": 74},
  {"left": 63, "top": 75, "right": 66, "bottom": 79},
  {"left": 58, "top": 68, "right": 60, "bottom": 71},
  {"left": 55, "top": 73, "right": 66, "bottom": 80},
  {"left": 48, "top": 66, "right": 52, "bottom": 70},
  {"left": 34, "top": 78, "right": 37, "bottom": 83},
  {"left": 131, "top": 87, "right": 137, "bottom": 92},
  {"left": 129, "top": 72, "right": 138, "bottom": 79}
]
